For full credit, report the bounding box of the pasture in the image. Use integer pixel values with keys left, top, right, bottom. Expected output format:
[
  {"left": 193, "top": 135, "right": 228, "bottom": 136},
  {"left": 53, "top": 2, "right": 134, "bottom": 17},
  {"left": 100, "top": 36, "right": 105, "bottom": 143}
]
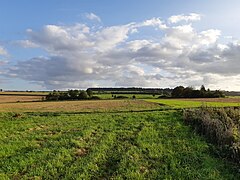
[
  {"left": 146, "top": 98, "right": 240, "bottom": 108},
  {"left": 1, "top": 111, "right": 239, "bottom": 179},
  {"left": 0, "top": 93, "right": 240, "bottom": 179}
]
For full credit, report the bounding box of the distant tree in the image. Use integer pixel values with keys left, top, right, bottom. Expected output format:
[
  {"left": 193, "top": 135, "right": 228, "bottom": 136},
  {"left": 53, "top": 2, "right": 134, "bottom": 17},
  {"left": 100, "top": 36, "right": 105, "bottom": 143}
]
[
  {"left": 182, "top": 87, "right": 194, "bottom": 97},
  {"left": 171, "top": 86, "right": 184, "bottom": 98},
  {"left": 132, "top": 95, "right": 136, "bottom": 99},
  {"left": 79, "top": 91, "right": 88, "bottom": 99},
  {"left": 59, "top": 92, "right": 69, "bottom": 100},
  {"left": 191, "top": 90, "right": 201, "bottom": 98},
  {"left": 46, "top": 91, "right": 60, "bottom": 101},
  {"left": 69, "top": 90, "right": 79, "bottom": 99},
  {"left": 200, "top": 85, "right": 206, "bottom": 92},
  {"left": 213, "top": 90, "right": 225, "bottom": 98},
  {"left": 171, "top": 85, "right": 225, "bottom": 98},
  {"left": 86, "top": 89, "right": 93, "bottom": 97}
]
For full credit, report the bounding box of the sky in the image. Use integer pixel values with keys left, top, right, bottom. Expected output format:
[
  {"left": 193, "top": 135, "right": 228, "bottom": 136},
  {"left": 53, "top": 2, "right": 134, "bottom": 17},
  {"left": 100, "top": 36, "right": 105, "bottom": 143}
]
[{"left": 0, "top": 0, "right": 240, "bottom": 91}]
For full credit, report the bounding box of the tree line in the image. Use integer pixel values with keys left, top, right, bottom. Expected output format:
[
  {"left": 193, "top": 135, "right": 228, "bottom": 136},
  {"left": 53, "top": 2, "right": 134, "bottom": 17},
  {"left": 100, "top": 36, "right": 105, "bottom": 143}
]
[
  {"left": 46, "top": 89, "right": 96, "bottom": 101},
  {"left": 46, "top": 85, "right": 225, "bottom": 101},
  {"left": 171, "top": 85, "right": 225, "bottom": 98}
]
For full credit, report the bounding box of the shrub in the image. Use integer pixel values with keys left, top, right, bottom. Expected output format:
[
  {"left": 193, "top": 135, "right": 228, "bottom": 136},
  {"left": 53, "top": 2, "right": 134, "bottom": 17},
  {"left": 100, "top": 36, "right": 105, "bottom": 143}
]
[
  {"left": 114, "top": 95, "right": 128, "bottom": 99},
  {"left": 91, "top": 96, "right": 101, "bottom": 100},
  {"left": 183, "top": 107, "right": 240, "bottom": 163}
]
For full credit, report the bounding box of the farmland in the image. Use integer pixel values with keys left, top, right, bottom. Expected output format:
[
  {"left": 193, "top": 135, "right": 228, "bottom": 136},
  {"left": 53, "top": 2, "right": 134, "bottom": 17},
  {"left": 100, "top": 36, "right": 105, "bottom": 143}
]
[
  {"left": 0, "top": 93, "right": 240, "bottom": 179},
  {"left": 0, "top": 99, "right": 160, "bottom": 113},
  {"left": 146, "top": 98, "right": 240, "bottom": 108}
]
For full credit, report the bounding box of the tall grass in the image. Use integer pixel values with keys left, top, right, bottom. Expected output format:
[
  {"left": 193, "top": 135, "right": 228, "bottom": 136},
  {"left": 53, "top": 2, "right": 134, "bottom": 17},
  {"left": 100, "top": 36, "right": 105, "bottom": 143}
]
[{"left": 183, "top": 107, "right": 240, "bottom": 163}]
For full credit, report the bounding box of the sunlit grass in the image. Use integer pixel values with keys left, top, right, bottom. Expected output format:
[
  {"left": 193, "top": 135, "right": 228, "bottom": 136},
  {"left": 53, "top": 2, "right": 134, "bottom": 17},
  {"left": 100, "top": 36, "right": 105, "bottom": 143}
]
[
  {"left": 0, "top": 111, "right": 239, "bottom": 179},
  {"left": 96, "top": 93, "right": 157, "bottom": 99},
  {"left": 145, "top": 99, "right": 240, "bottom": 108}
]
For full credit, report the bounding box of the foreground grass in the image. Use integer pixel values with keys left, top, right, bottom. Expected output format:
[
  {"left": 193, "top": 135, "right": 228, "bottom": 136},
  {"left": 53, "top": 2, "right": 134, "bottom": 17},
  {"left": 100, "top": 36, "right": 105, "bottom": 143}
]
[
  {"left": 146, "top": 99, "right": 240, "bottom": 108},
  {"left": 0, "top": 111, "right": 239, "bottom": 179}
]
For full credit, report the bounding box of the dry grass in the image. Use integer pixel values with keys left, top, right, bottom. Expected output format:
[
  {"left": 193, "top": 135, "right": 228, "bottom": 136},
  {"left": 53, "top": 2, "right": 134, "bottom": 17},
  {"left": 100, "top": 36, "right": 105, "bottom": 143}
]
[
  {"left": 0, "top": 92, "right": 48, "bottom": 95},
  {"left": 0, "top": 99, "right": 160, "bottom": 112},
  {"left": 0, "top": 95, "right": 44, "bottom": 103},
  {"left": 184, "top": 107, "right": 240, "bottom": 163}
]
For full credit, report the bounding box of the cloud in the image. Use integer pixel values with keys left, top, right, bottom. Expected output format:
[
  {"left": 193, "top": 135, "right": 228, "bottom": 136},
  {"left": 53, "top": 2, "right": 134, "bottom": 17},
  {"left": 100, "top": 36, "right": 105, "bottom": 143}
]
[
  {"left": 15, "top": 40, "right": 39, "bottom": 48},
  {"left": 168, "top": 13, "right": 201, "bottom": 24},
  {"left": 85, "top": 13, "right": 101, "bottom": 22},
  {"left": 0, "top": 46, "right": 7, "bottom": 56},
  {"left": 5, "top": 14, "right": 240, "bottom": 90}
]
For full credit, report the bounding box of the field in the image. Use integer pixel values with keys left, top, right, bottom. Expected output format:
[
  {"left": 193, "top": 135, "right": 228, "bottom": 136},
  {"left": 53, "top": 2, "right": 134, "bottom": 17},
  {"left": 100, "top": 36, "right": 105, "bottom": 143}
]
[
  {"left": 0, "top": 95, "right": 44, "bottom": 103},
  {"left": 1, "top": 111, "right": 239, "bottom": 179},
  {"left": 0, "top": 93, "right": 240, "bottom": 179},
  {"left": 146, "top": 98, "right": 240, "bottom": 108},
  {"left": 0, "top": 100, "right": 160, "bottom": 113},
  {"left": 96, "top": 93, "right": 156, "bottom": 99},
  {"left": 0, "top": 92, "right": 46, "bottom": 103}
]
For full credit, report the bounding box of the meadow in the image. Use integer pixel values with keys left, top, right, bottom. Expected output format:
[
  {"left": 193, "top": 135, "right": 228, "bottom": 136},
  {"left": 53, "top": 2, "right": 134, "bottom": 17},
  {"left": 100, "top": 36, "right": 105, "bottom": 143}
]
[
  {"left": 146, "top": 98, "right": 240, "bottom": 108},
  {"left": 0, "top": 93, "right": 240, "bottom": 179},
  {"left": 96, "top": 93, "right": 156, "bottom": 99},
  {"left": 1, "top": 111, "right": 239, "bottom": 179}
]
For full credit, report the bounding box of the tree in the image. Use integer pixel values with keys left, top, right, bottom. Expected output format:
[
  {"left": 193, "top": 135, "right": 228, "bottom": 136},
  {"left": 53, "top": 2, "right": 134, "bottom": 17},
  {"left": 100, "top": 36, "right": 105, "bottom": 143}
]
[
  {"left": 200, "top": 85, "right": 206, "bottom": 92},
  {"left": 171, "top": 86, "right": 184, "bottom": 98},
  {"left": 69, "top": 90, "right": 79, "bottom": 99},
  {"left": 86, "top": 89, "right": 93, "bottom": 97},
  {"left": 79, "top": 91, "right": 88, "bottom": 99},
  {"left": 182, "top": 87, "right": 194, "bottom": 97}
]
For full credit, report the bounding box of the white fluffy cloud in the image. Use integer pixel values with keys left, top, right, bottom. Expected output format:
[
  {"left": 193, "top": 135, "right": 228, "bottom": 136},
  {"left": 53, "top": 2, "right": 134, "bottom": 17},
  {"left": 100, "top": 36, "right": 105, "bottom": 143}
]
[
  {"left": 5, "top": 13, "right": 240, "bottom": 90},
  {"left": 85, "top": 13, "right": 101, "bottom": 22},
  {"left": 168, "top": 13, "right": 201, "bottom": 24}
]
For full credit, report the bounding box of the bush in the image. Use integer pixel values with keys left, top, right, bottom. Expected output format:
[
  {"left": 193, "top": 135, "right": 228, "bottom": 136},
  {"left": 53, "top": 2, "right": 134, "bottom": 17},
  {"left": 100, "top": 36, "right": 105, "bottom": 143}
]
[
  {"left": 183, "top": 107, "right": 240, "bottom": 163},
  {"left": 46, "top": 89, "right": 89, "bottom": 101},
  {"left": 158, "top": 95, "right": 170, "bottom": 99},
  {"left": 91, "top": 96, "right": 101, "bottom": 100},
  {"left": 114, "top": 95, "right": 128, "bottom": 99}
]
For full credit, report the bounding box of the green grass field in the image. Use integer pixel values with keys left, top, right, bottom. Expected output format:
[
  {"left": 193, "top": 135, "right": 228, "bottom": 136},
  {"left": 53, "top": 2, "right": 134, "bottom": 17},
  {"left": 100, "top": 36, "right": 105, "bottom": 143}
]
[
  {"left": 96, "top": 93, "right": 157, "bottom": 99},
  {"left": 145, "top": 99, "right": 240, "bottom": 108},
  {"left": 1, "top": 94, "right": 240, "bottom": 179},
  {"left": 1, "top": 111, "right": 239, "bottom": 179}
]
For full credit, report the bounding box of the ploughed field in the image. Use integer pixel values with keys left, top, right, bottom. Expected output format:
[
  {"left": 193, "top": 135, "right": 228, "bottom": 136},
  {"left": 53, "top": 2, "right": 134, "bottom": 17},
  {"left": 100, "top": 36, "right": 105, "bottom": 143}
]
[{"left": 0, "top": 93, "right": 240, "bottom": 179}]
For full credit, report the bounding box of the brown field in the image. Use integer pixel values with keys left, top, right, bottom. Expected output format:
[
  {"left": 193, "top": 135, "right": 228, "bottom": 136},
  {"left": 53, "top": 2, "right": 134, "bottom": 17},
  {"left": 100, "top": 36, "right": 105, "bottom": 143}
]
[
  {"left": 176, "top": 97, "right": 240, "bottom": 103},
  {"left": 0, "top": 95, "right": 44, "bottom": 103},
  {"left": 0, "top": 91, "right": 48, "bottom": 95},
  {"left": 0, "top": 99, "right": 160, "bottom": 112}
]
